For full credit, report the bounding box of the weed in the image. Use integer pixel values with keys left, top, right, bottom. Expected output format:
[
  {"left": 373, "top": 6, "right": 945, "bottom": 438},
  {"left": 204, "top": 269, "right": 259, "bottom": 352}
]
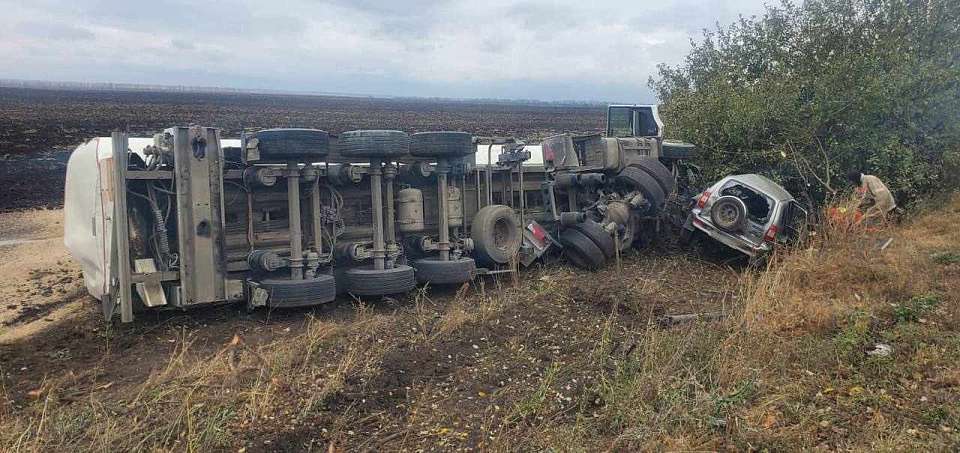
[
  {"left": 712, "top": 380, "right": 757, "bottom": 417},
  {"left": 893, "top": 293, "right": 941, "bottom": 323},
  {"left": 510, "top": 363, "right": 562, "bottom": 423},
  {"left": 930, "top": 251, "right": 960, "bottom": 265},
  {"left": 833, "top": 309, "right": 871, "bottom": 357}
]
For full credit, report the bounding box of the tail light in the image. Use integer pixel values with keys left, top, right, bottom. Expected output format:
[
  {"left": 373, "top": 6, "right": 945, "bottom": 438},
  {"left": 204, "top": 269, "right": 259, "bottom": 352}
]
[
  {"left": 697, "top": 191, "right": 711, "bottom": 208},
  {"left": 764, "top": 225, "right": 779, "bottom": 242}
]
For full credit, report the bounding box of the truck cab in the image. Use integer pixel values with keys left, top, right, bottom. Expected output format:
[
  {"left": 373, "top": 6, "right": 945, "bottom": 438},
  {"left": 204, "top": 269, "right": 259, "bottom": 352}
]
[{"left": 605, "top": 104, "right": 664, "bottom": 138}]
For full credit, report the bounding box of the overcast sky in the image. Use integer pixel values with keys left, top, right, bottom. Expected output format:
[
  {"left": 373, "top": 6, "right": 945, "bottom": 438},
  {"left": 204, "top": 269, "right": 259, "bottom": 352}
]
[{"left": 1, "top": 0, "right": 767, "bottom": 102}]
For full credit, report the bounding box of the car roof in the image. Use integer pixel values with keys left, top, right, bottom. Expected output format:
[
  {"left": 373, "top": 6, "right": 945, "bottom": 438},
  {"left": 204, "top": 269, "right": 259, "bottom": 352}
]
[{"left": 722, "top": 174, "right": 794, "bottom": 202}]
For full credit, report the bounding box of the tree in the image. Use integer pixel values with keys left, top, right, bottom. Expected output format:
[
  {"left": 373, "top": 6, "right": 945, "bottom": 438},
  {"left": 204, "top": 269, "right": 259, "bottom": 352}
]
[{"left": 651, "top": 0, "right": 960, "bottom": 205}]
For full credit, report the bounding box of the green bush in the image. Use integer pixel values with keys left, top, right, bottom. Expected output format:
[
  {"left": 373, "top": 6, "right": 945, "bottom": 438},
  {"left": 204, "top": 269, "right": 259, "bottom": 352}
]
[{"left": 650, "top": 0, "right": 960, "bottom": 206}]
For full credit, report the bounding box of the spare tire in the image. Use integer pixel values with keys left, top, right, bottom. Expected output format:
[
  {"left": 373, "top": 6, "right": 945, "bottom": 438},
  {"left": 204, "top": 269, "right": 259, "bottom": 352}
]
[
  {"left": 629, "top": 157, "right": 676, "bottom": 195},
  {"left": 410, "top": 132, "right": 474, "bottom": 158},
  {"left": 412, "top": 257, "right": 476, "bottom": 285},
  {"left": 470, "top": 204, "right": 522, "bottom": 266},
  {"left": 258, "top": 275, "right": 337, "bottom": 307},
  {"left": 338, "top": 130, "right": 410, "bottom": 158},
  {"left": 570, "top": 220, "right": 615, "bottom": 260},
  {"left": 710, "top": 196, "right": 748, "bottom": 232},
  {"left": 615, "top": 166, "right": 666, "bottom": 214},
  {"left": 344, "top": 265, "right": 417, "bottom": 296},
  {"left": 248, "top": 129, "right": 330, "bottom": 162},
  {"left": 559, "top": 228, "right": 606, "bottom": 270}
]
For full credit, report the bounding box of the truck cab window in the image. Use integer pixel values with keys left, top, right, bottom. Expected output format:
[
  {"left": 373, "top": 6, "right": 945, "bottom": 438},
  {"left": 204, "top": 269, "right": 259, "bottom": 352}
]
[
  {"left": 607, "top": 107, "right": 633, "bottom": 137},
  {"left": 636, "top": 108, "right": 659, "bottom": 137}
]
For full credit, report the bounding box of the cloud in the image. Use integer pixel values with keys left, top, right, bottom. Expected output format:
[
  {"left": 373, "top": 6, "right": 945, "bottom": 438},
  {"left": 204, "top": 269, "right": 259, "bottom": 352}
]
[
  {"left": 0, "top": 0, "right": 768, "bottom": 101},
  {"left": 14, "top": 22, "right": 95, "bottom": 41}
]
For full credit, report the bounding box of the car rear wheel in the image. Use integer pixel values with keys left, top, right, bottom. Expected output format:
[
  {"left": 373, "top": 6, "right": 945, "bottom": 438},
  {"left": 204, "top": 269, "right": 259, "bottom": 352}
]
[{"left": 710, "top": 196, "right": 748, "bottom": 232}]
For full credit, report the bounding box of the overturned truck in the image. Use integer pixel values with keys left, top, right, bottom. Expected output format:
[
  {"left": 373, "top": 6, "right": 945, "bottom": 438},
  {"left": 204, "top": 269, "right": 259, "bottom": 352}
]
[{"left": 64, "top": 105, "right": 695, "bottom": 322}]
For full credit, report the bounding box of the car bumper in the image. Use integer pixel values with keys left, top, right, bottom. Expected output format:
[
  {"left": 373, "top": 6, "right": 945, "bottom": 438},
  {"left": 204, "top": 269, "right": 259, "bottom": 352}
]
[{"left": 685, "top": 213, "right": 769, "bottom": 257}]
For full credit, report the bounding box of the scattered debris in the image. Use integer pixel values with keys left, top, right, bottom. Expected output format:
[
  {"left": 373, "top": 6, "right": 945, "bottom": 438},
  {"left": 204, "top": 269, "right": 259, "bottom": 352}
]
[
  {"left": 866, "top": 343, "right": 892, "bottom": 357},
  {"left": 877, "top": 237, "right": 894, "bottom": 251}
]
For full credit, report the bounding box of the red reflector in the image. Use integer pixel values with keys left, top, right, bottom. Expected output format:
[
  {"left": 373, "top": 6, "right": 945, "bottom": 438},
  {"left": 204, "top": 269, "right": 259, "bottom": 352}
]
[
  {"left": 764, "top": 225, "right": 779, "bottom": 242},
  {"left": 697, "top": 191, "right": 711, "bottom": 209},
  {"left": 528, "top": 223, "right": 546, "bottom": 241}
]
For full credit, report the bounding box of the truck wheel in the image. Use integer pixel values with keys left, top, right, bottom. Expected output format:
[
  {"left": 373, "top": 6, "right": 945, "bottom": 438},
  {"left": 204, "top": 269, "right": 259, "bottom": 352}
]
[
  {"left": 258, "top": 275, "right": 337, "bottom": 307},
  {"left": 412, "top": 257, "right": 476, "bottom": 285},
  {"left": 710, "top": 196, "right": 748, "bottom": 232},
  {"left": 615, "top": 166, "right": 666, "bottom": 214},
  {"left": 559, "top": 228, "right": 606, "bottom": 270},
  {"left": 345, "top": 265, "right": 417, "bottom": 296},
  {"left": 470, "top": 204, "right": 522, "bottom": 266},
  {"left": 661, "top": 141, "right": 697, "bottom": 160},
  {"left": 250, "top": 128, "right": 330, "bottom": 162},
  {"left": 570, "top": 220, "right": 615, "bottom": 260},
  {"left": 629, "top": 157, "right": 676, "bottom": 195},
  {"left": 338, "top": 130, "right": 410, "bottom": 158},
  {"left": 410, "top": 132, "right": 474, "bottom": 157}
]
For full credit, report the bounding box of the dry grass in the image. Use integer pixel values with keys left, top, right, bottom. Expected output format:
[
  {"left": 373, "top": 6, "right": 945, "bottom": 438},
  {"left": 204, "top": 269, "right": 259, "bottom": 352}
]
[{"left": 2, "top": 195, "right": 960, "bottom": 451}]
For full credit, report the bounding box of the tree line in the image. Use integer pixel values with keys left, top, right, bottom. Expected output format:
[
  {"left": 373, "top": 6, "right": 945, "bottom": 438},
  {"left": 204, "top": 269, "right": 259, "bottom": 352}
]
[{"left": 651, "top": 0, "right": 960, "bottom": 206}]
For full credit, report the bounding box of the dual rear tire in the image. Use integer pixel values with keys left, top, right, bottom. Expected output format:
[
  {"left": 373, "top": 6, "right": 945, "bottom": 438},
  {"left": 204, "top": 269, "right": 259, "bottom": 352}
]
[
  {"left": 257, "top": 275, "right": 337, "bottom": 307},
  {"left": 560, "top": 220, "right": 616, "bottom": 270},
  {"left": 338, "top": 130, "right": 410, "bottom": 158},
  {"left": 616, "top": 158, "right": 676, "bottom": 214},
  {"left": 343, "top": 265, "right": 417, "bottom": 296},
  {"left": 412, "top": 257, "right": 476, "bottom": 285}
]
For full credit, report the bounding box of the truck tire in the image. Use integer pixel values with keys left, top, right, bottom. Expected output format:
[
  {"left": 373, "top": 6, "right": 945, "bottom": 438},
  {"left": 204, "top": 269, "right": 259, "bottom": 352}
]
[
  {"left": 615, "top": 166, "right": 666, "bottom": 214},
  {"left": 661, "top": 141, "right": 697, "bottom": 160},
  {"left": 559, "top": 228, "right": 606, "bottom": 270},
  {"left": 629, "top": 157, "right": 676, "bottom": 195},
  {"left": 570, "top": 220, "right": 615, "bottom": 260},
  {"left": 338, "top": 130, "right": 410, "bottom": 158},
  {"left": 470, "top": 204, "right": 522, "bottom": 266},
  {"left": 344, "top": 265, "right": 417, "bottom": 296},
  {"left": 410, "top": 132, "right": 474, "bottom": 157},
  {"left": 250, "top": 128, "right": 330, "bottom": 162},
  {"left": 412, "top": 257, "right": 476, "bottom": 285},
  {"left": 258, "top": 275, "right": 337, "bottom": 307},
  {"left": 710, "top": 196, "right": 748, "bottom": 232}
]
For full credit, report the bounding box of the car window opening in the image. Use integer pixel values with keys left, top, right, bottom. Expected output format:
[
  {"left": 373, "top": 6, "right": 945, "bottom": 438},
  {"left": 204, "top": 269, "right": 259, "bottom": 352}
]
[{"left": 720, "top": 183, "right": 772, "bottom": 223}]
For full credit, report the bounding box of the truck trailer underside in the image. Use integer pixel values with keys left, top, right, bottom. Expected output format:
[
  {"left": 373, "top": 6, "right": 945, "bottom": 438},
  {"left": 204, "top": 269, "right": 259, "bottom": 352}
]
[{"left": 65, "top": 106, "right": 696, "bottom": 322}]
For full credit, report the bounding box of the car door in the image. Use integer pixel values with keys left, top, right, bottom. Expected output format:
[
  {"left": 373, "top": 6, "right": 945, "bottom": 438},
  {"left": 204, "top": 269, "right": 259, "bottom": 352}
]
[{"left": 780, "top": 201, "right": 809, "bottom": 245}]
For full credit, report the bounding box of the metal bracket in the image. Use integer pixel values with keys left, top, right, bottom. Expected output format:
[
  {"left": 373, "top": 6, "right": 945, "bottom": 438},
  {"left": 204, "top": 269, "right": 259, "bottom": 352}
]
[{"left": 110, "top": 132, "right": 134, "bottom": 322}]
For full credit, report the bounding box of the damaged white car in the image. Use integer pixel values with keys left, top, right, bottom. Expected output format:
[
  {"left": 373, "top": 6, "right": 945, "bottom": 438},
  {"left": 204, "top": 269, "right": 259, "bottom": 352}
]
[{"left": 683, "top": 174, "right": 807, "bottom": 259}]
